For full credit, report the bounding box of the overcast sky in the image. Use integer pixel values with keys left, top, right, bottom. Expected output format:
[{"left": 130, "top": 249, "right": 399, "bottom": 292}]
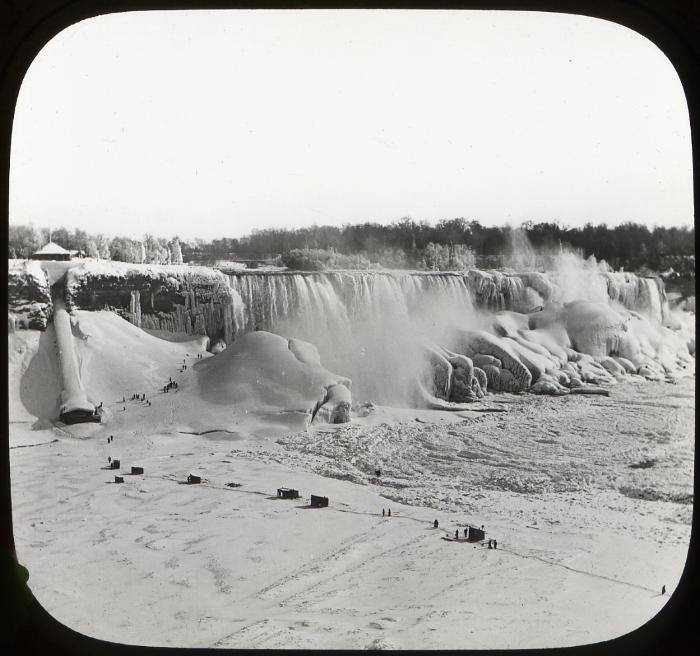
[{"left": 9, "top": 9, "right": 694, "bottom": 241}]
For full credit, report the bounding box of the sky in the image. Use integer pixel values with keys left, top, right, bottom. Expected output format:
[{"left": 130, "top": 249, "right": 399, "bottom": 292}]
[{"left": 9, "top": 9, "right": 694, "bottom": 241}]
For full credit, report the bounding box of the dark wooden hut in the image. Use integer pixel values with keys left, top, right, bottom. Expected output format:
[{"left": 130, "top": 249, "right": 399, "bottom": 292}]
[
  {"left": 310, "top": 495, "right": 329, "bottom": 508},
  {"left": 466, "top": 526, "right": 485, "bottom": 542}
]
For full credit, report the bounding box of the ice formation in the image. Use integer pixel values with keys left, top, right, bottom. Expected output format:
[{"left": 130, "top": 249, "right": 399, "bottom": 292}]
[
  {"left": 196, "top": 331, "right": 352, "bottom": 423},
  {"left": 8, "top": 253, "right": 695, "bottom": 415}
]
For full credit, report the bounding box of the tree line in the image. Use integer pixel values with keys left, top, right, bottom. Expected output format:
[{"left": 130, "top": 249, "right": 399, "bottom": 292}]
[
  {"left": 8, "top": 225, "right": 183, "bottom": 265},
  {"left": 7, "top": 218, "right": 694, "bottom": 274}
]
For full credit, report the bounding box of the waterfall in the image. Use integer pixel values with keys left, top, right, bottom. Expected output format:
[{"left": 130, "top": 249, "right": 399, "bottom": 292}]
[
  {"left": 222, "top": 268, "right": 671, "bottom": 403},
  {"left": 226, "top": 272, "right": 480, "bottom": 339},
  {"left": 604, "top": 272, "right": 666, "bottom": 322},
  {"left": 226, "top": 272, "right": 481, "bottom": 404}
]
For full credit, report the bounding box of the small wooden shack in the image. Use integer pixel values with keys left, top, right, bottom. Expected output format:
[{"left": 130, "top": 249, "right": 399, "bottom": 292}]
[
  {"left": 131, "top": 466, "right": 144, "bottom": 475},
  {"left": 277, "top": 487, "right": 299, "bottom": 499},
  {"left": 187, "top": 474, "right": 201, "bottom": 484},
  {"left": 110, "top": 459, "right": 121, "bottom": 470},
  {"left": 114, "top": 476, "right": 124, "bottom": 484},
  {"left": 466, "top": 526, "right": 485, "bottom": 542},
  {"left": 310, "top": 495, "right": 329, "bottom": 508}
]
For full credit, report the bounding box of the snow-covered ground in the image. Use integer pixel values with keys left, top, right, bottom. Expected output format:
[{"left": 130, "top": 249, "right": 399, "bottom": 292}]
[{"left": 8, "top": 311, "right": 693, "bottom": 649}]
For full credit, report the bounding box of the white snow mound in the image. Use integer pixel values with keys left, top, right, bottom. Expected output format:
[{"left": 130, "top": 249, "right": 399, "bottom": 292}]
[{"left": 197, "top": 331, "right": 351, "bottom": 414}]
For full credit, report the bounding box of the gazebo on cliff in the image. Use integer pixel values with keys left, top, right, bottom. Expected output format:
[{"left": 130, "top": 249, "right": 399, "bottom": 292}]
[{"left": 30, "top": 242, "right": 72, "bottom": 261}]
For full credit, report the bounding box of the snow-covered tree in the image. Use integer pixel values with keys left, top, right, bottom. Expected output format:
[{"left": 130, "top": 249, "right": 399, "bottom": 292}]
[
  {"left": 97, "top": 234, "right": 111, "bottom": 259},
  {"left": 86, "top": 239, "right": 100, "bottom": 258},
  {"left": 169, "top": 237, "right": 184, "bottom": 264}
]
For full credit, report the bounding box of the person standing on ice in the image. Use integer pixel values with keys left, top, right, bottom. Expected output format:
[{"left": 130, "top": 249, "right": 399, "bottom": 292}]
[
  {"left": 382, "top": 509, "right": 385, "bottom": 517},
  {"left": 455, "top": 530, "right": 459, "bottom": 539},
  {"left": 434, "top": 519, "right": 439, "bottom": 528},
  {"left": 387, "top": 509, "right": 391, "bottom": 517},
  {"left": 488, "top": 539, "right": 493, "bottom": 549},
  {"left": 493, "top": 539, "right": 498, "bottom": 549}
]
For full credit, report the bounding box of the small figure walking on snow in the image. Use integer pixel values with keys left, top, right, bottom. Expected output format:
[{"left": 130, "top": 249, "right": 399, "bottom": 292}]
[
  {"left": 387, "top": 509, "right": 391, "bottom": 517},
  {"left": 433, "top": 519, "right": 439, "bottom": 529},
  {"left": 382, "top": 508, "right": 385, "bottom": 517},
  {"left": 662, "top": 585, "right": 666, "bottom": 595}
]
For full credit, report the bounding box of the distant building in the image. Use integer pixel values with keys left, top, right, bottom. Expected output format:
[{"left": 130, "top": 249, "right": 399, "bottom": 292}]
[
  {"left": 30, "top": 242, "right": 72, "bottom": 261},
  {"left": 310, "top": 495, "right": 329, "bottom": 508},
  {"left": 466, "top": 526, "right": 485, "bottom": 542}
]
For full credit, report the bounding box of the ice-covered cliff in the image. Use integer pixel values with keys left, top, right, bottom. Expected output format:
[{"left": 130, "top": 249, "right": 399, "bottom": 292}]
[
  {"left": 8, "top": 259, "right": 52, "bottom": 330},
  {"left": 63, "top": 261, "right": 242, "bottom": 344}
]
